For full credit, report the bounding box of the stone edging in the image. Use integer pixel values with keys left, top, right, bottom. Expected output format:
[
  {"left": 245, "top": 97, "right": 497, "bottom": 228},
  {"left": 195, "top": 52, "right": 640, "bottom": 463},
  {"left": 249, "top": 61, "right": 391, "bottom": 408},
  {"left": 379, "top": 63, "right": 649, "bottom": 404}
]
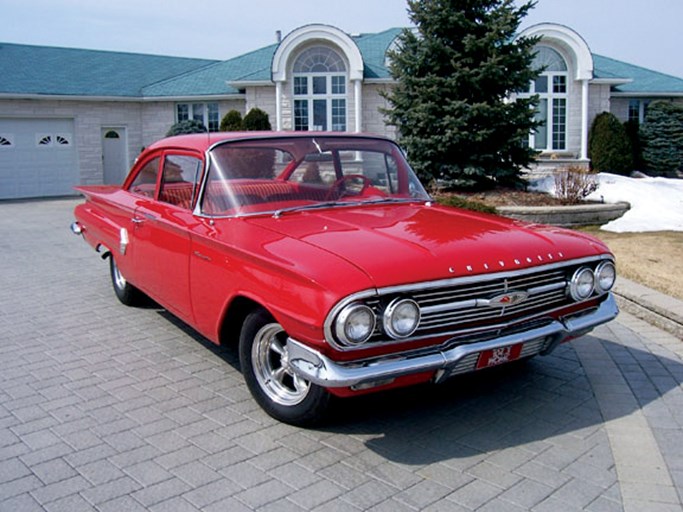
[
  {"left": 496, "top": 201, "right": 631, "bottom": 227},
  {"left": 613, "top": 277, "right": 683, "bottom": 340}
]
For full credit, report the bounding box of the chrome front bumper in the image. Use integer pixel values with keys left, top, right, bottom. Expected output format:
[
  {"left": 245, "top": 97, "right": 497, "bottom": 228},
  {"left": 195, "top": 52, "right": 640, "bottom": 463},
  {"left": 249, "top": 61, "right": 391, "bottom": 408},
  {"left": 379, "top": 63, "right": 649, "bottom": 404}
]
[{"left": 288, "top": 294, "right": 619, "bottom": 389}]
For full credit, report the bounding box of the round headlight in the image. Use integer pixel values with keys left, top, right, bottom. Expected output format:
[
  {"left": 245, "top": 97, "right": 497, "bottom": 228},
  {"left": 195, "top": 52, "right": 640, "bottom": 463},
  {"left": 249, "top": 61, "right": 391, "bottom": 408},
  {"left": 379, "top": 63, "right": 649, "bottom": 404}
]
[
  {"left": 595, "top": 261, "right": 616, "bottom": 293},
  {"left": 383, "top": 298, "right": 421, "bottom": 339},
  {"left": 335, "top": 303, "right": 376, "bottom": 346},
  {"left": 569, "top": 267, "right": 595, "bottom": 301}
]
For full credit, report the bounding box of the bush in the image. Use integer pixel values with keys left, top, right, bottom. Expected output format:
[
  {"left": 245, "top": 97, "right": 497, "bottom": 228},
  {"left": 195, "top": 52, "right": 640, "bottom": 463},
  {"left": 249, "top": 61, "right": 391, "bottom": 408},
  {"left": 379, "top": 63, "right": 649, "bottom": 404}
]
[
  {"left": 166, "top": 119, "right": 207, "bottom": 136},
  {"left": 588, "top": 112, "right": 633, "bottom": 175},
  {"left": 242, "top": 108, "right": 272, "bottom": 131},
  {"left": 553, "top": 166, "right": 598, "bottom": 205},
  {"left": 220, "top": 110, "right": 243, "bottom": 131},
  {"left": 434, "top": 194, "right": 497, "bottom": 214},
  {"left": 623, "top": 119, "right": 645, "bottom": 172},
  {"left": 640, "top": 101, "right": 683, "bottom": 177}
]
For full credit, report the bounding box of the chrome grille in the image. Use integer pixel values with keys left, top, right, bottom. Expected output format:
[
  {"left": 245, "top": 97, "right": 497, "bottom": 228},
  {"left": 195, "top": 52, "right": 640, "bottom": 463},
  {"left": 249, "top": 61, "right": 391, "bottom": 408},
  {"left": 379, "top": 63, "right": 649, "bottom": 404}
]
[{"left": 368, "top": 267, "right": 575, "bottom": 343}]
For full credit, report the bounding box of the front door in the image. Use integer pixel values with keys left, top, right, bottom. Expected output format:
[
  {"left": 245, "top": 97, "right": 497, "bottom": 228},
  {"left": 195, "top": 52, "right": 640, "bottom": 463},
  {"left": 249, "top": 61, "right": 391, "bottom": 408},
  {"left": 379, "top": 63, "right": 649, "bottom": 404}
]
[{"left": 102, "top": 128, "right": 128, "bottom": 184}]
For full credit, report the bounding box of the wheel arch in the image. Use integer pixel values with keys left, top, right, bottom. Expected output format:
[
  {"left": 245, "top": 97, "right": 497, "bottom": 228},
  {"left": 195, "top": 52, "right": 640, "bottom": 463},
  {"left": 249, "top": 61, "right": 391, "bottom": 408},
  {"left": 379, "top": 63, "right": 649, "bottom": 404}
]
[{"left": 218, "top": 296, "right": 271, "bottom": 346}]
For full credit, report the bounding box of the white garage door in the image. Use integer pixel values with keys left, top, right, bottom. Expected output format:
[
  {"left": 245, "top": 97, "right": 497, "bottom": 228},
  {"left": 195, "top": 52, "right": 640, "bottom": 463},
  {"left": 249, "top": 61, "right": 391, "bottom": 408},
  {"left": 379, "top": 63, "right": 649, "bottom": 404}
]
[{"left": 0, "top": 118, "right": 79, "bottom": 199}]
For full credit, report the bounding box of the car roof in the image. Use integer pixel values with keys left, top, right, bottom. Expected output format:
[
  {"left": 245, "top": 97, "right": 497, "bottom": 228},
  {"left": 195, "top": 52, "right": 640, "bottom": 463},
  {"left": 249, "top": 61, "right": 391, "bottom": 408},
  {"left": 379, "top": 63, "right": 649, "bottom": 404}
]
[{"left": 146, "top": 131, "right": 392, "bottom": 153}]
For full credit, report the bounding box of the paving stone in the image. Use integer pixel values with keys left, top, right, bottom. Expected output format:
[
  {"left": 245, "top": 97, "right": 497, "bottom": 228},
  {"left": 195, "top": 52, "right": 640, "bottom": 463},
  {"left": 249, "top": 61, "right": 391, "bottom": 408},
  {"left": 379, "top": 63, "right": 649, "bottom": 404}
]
[
  {"left": 4, "top": 197, "right": 683, "bottom": 512},
  {"left": 234, "top": 479, "right": 294, "bottom": 509},
  {"left": 181, "top": 477, "right": 242, "bottom": 509}
]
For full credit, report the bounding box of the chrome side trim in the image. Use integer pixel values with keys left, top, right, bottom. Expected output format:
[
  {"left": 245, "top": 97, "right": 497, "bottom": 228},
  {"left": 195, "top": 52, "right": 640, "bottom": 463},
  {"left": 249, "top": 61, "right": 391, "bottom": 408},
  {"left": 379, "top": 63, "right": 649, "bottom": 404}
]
[
  {"left": 70, "top": 222, "right": 83, "bottom": 235},
  {"left": 290, "top": 293, "right": 619, "bottom": 388}
]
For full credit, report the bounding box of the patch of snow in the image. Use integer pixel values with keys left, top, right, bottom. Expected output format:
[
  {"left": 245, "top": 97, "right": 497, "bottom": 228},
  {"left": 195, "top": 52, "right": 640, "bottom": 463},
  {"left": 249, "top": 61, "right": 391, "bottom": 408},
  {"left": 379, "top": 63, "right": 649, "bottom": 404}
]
[{"left": 528, "top": 173, "right": 683, "bottom": 233}]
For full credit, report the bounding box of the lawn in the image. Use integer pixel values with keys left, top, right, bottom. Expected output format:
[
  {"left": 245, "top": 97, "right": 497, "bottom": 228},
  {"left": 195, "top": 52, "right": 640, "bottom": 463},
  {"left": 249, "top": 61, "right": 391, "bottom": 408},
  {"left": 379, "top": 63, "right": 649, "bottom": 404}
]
[{"left": 577, "top": 228, "right": 683, "bottom": 300}]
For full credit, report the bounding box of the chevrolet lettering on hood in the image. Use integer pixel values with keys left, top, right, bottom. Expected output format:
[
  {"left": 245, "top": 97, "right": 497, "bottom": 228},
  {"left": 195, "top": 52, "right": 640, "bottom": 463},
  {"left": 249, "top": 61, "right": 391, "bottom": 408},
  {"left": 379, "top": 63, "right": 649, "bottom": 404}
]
[{"left": 71, "top": 132, "right": 618, "bottom": 425}]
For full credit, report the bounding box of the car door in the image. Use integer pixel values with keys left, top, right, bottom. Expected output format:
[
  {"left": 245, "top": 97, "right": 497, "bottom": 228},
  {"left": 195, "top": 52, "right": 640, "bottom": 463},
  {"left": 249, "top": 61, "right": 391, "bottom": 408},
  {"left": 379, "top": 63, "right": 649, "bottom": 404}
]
[{"left": 130, "top": 152, "right": 203, "bottom": 323}]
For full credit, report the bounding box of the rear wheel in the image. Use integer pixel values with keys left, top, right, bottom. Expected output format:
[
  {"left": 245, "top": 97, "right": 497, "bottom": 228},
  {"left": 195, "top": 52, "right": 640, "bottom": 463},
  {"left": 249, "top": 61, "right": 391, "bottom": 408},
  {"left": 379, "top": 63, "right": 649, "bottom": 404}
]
[
  {"left": 239, "top": 309, "right": 331, "bottom": 425},
  {"left": 109, "top": 256, "right": 144, "bottom": 306}
]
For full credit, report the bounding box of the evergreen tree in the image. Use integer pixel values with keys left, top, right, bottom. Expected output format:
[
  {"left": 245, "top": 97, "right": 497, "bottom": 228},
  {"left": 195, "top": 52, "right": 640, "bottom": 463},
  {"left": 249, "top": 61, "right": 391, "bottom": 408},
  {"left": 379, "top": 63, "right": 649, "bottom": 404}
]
[
  {"left": 243, "top": 108, "right": 272, "bottom": 131},
  {"left": 640, "top": 101, "right": 683, "bottom": 177},
  {"left": 383, "top": 0, "right": 540, "bottom": 189},
  {"left": 220, "top": 110, "right": 243, "bottom": 131},
  {"left": 588, "top": 112, "right": 633, "bottom": 175},
  {"left": 166, "top": 119, "right": 206, "bottom": 136}
]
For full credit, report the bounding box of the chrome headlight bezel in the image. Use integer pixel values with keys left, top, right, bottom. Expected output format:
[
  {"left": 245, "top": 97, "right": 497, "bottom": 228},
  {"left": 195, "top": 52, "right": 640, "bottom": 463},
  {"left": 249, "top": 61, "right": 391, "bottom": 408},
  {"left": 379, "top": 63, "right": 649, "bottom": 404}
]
[
  {"left": 334, "top": 303, "right": 376, "bottom": 346},
  {"left": 595, "top": 261, "right": 616, "bottom": 294},
  {"left": 383, "top": 298, "right": 421, "bottom": 339},
  {"left": 569, "top": 267, "right": 595, "bottom": 301}
]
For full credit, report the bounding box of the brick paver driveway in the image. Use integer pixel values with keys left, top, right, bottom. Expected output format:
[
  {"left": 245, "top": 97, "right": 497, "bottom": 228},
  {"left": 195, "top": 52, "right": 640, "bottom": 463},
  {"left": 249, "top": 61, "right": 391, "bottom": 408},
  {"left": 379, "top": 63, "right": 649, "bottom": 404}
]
[{"left": 1, "top": 198, "right": 682, "bottom": 511}]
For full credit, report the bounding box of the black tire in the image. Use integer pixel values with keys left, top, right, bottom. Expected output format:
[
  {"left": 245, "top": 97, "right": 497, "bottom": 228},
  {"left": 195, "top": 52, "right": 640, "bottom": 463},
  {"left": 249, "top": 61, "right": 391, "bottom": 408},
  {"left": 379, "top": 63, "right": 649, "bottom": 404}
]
[
  {"left": 239, "top": 309, "right": 331, "bottom": 426},
  {"left": 109, "top": 256, "right": 144, "bottom": 306}
]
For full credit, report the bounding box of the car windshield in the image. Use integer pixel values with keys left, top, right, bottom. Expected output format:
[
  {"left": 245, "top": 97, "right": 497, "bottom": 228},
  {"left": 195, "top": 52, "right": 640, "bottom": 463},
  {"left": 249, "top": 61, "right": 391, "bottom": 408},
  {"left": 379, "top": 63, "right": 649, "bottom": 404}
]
[{"left": 200, "top": 136, "right": 430, "bottom": 216}]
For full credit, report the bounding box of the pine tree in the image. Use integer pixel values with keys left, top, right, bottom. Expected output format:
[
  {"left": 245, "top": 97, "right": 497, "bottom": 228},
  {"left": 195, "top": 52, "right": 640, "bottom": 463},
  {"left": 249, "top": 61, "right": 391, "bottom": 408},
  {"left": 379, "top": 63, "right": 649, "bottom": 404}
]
[
  {"left": 640, "top": 101, "right": 683, "bottom": 177},
  {"left": 588, "top": 112, "right": 633, "bottom": 175},
  {"left": 383, "top": 0, "right": 540, "bottom": 189}
]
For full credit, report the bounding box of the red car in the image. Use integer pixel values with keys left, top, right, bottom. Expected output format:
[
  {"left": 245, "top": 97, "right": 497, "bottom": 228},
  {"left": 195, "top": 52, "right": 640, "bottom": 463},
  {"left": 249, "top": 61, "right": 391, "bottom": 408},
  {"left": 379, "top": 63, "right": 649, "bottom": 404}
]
[{"left": 71, "top": 132, "right": 618, "bottom": 425}]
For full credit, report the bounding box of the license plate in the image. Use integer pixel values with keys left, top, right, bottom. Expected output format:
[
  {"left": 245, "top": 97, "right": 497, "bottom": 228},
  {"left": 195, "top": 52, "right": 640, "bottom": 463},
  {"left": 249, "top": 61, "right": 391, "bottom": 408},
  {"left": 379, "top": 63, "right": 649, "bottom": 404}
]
[{"left": 476, "top": 343, "right": 524, "bottom": 370}]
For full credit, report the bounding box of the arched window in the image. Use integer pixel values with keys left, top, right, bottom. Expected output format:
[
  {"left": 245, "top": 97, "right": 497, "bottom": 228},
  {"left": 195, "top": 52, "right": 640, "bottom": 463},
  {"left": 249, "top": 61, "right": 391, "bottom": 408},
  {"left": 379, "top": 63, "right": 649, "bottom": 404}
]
[
  {"left": 292, "top": 46, "right": 348, "bottom": 131},
  {"left": 527, "top": 46, "right": 568, "bottom": 151}
]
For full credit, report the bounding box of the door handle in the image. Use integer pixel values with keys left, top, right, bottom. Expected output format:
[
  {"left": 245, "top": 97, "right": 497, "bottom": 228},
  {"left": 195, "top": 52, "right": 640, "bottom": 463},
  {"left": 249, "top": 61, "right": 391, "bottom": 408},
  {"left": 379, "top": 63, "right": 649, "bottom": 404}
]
[{"left": 193, "top": 251, "right": 212, "bottom": 261}]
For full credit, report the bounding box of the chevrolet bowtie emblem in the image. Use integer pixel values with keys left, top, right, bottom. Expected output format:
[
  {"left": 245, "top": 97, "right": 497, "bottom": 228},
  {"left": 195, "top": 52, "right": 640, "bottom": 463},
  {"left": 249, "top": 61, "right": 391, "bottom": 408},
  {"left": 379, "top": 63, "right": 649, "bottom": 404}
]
[{"left": 486, "top": 291, "right": 529, "bottom": 307}]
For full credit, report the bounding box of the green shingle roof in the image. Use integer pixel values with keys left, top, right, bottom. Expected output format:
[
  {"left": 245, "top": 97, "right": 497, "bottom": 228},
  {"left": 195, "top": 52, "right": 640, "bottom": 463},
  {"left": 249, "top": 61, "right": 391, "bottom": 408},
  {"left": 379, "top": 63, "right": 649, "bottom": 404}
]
[
  {"left": 593, "top": 54, "right": 683, "bottom": 94},
  {"left": 141, "top": 44, "right": 278, "bottom": 96},
  {"left": 3, "top": 32, "right": 683, "bottom": 99},
  {"left": 0, "top": 42, "right": 217, "bottom": 97},
  {"left": 142, "top": 27, "right": 403, "bottom": 96}
]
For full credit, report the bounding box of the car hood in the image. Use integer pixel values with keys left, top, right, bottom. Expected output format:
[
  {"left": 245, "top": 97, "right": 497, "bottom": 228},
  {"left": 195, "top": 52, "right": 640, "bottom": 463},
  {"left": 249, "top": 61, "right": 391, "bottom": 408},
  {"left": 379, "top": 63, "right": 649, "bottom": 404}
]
[{"left": 245, "top": 203, "right": 611, "bottom": 288}]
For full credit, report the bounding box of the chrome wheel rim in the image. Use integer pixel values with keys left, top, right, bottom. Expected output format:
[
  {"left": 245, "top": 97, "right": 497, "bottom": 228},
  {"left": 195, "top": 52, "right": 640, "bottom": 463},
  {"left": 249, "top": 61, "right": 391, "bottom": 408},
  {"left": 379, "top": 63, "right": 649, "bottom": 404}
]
[
  {"left": 112, "top": 260, "right": 127, "bottom": 290},
  {"left": 252, "top": 323, "right": 310, "bottom": 406}
]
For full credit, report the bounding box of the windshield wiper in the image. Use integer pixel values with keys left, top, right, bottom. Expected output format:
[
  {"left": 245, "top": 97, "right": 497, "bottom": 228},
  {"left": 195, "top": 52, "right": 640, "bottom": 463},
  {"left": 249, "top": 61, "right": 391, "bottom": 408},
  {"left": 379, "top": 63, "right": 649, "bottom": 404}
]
[{"left": 272, "top": 201, "right": 343, "bottom": 218}]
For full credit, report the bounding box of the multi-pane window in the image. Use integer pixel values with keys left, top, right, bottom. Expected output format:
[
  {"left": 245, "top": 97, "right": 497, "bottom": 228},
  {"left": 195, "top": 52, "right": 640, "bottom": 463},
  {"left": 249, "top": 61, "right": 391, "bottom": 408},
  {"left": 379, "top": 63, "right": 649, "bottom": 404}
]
[
  {"left": 523, "top": 46, "right": 569, "bottom": 151},
  {"left": 628, "top": 99, "right": 651, "bottom": 124},
  {"left": 176, "top": 102, "right": 219, "bottom": 132},
  {"left": 292, "top": 46, "right": 348, "bottom": 132}
]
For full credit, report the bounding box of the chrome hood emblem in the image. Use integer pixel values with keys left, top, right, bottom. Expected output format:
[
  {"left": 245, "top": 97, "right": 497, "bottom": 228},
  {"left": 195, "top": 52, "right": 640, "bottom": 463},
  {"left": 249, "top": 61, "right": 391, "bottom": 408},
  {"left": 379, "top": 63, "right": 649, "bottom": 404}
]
[{"left": 486, "top": 291, "right": 529, "bottom": 308}]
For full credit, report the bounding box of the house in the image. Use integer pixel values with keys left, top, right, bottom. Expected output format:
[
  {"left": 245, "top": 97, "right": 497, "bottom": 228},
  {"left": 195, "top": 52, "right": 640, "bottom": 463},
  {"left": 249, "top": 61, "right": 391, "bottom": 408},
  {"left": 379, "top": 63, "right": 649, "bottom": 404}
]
[{"left": 1, "top": 23, "right": 682, "bottom": 200}]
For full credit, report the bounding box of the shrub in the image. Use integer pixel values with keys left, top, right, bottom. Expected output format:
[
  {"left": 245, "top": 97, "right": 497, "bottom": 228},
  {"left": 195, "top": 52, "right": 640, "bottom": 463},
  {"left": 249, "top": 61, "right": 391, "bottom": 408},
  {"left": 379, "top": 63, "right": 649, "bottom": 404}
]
[
  {"left": 166, "top": 119, "right": 206, "bottom": 136},
  {"left": 434, "top": 194, "right": 497, "bottom": 214},
  {"left": 588, "top": 112, "right": 633, "bottom": 175},
  {"left": 242, "top": 108, "right": 272, "bottom": 131},
  {"left": 640, "top": 101, "right": 683, "bottom": 177},
  {"left": 554, "top": 166, "right": 598, "bottom": 205},
  {"left": 220, "top": 110, "right": 243, "bottom": 131},
  {"left": 623, "top": 119, "right": 645, "bottom": 172}
]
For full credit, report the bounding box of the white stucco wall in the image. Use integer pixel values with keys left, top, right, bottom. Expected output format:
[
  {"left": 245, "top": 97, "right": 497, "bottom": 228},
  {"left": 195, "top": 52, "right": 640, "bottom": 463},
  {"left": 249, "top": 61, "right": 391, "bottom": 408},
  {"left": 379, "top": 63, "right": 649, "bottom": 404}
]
[
  {"left": 362, "top": 83, "right": 396, "bottom": 139},
  {"left": 587, "top": 83, "right": 613, "bottom": 129},
  {"left": 245, "top": 87, "right": 276, "bottom": 126}
]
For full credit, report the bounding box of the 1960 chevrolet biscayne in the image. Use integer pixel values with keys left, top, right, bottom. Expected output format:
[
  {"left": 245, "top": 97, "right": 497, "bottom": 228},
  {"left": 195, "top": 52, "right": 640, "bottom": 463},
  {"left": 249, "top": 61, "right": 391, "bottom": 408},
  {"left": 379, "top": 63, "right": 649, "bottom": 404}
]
[{"left": 71, "top": 132, "right": 618, "bottom": 425}]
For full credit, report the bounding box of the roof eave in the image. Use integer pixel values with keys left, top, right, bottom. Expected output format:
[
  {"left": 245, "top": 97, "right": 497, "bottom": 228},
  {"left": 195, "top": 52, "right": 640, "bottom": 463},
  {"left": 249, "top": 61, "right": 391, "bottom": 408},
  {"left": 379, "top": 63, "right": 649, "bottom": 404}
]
[
  {"left": 141, "top": 94, "right": 245, "bottom": 101},
  {"left": 0, "top": 93, "right": 142, "bottom": 101},
  {"left": 591, "top": 78, "right": 632, "bottom": 86},
  {"left": 0, "top": 92, "right": 246, "bottom": 102},
  {"left": 227, "top": 80, "right": 273, "bottom": 88},
  {"left": 610, "top": 91, "right": 683, "bottom": 98}
]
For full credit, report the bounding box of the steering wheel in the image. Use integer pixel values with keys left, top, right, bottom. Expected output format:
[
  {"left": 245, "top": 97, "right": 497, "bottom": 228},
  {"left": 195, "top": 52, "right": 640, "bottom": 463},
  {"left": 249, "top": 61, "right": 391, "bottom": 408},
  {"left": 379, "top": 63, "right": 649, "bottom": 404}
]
[{"left": 326, "top": 174, "right": 373, "bottom": 200}]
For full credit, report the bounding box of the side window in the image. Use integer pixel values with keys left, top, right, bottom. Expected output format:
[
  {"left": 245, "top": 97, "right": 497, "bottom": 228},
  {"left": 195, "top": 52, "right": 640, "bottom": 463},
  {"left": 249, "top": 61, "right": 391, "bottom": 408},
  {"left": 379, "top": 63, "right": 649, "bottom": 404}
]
[
  {"left": 159, "top": 155, "right": 203, "bottom": 209},
  {"left": 129, "top": 157, "right": 161, "bottom": 198}
]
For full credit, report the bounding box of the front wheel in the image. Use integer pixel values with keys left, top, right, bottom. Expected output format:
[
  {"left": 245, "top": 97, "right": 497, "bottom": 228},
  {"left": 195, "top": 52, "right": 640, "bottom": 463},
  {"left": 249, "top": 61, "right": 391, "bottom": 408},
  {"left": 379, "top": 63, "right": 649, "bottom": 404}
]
[
  {"left": 109, "top": 256, "right": 144, "bottom": 306},
  {"left": 239, "top": 309, "right": 331, "bottom": 425}
]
